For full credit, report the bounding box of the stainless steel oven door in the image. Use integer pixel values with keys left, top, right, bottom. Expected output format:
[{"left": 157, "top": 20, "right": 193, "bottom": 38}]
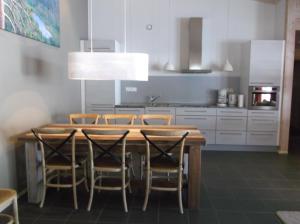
[{"left": 249, "top": 86, "right": 279, "bottom": 110}]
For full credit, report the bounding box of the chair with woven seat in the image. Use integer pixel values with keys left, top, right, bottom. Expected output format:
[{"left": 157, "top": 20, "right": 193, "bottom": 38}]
[
  {"left": 140, "top": 130, "right": 189, "bottom": 214},
  {"left": 139, "top": 114, "right": 173, "bottom": 179},
  {"left": 69, "top": 114, "right": 100, "bottom": 125},
  {"left": 31, "top": 128, "right": 88, "bottom": 209},
  {"left": 82, "top": 129, "right": 131, "bottom": 212},
  {"left": 102, "top": 114, "right": 137, "bottom": 178},
  {"left": 0, "top": 189, "right": 19, "bottom": 224}
]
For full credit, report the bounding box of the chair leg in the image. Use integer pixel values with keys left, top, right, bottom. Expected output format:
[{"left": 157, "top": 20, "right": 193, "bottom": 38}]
[
  {"left": 128, "top": 169, "right": 132, "bottom": 194},
  {"left": 122, "top": 169, "right": 128, "bottom": 213},
  {"left": 72, "top": 169, "right": 78, "bottom": 210},
  {"left": 140, "top": 155, "right": 144, "bottom": 180},
  {"left": 57, "top": 170, "right": 60, "bottom": 192},
  {"left": 40, "top": 173, "right": 47, "bottom": 208},
  {"left": 84, "top": 163, "right": 89, "bottom": 192},
  {"left": 142, "top": 169, "right": 150, "bottom": 211},
  {"left": 87, "top": 170, "right": 95, "bottom": 211},
  {"left": 178, "top": 171, "right": 184, "bottom": 214},
  {"left": 13, "top": 196, "right": 19, "bottom": 224}
]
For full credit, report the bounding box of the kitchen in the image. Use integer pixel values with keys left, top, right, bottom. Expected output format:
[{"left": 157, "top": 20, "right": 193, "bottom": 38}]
[{"left": 83, "top": 0, "right": 285, "bottom": 152}]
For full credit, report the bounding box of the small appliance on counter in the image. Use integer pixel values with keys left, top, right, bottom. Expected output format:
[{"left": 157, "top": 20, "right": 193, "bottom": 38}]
[
  {"left": 217, "top": 89, "right": 228, "bottom": 107},
  {"left": 238, "top": 94, "right": 245, "bottom": 108},
  {"left": 228, "top": 94, "right": 237, "bottom": 107}
]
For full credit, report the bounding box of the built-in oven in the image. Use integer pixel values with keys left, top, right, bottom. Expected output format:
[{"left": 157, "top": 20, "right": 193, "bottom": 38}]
[{"left": 248, "top": 86, "right": 280, "bottom": 110}]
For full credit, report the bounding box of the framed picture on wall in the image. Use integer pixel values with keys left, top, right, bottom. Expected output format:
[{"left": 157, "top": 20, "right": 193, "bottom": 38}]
[{"left": 0, "top": 0, "right": 60, "bottom": 47}]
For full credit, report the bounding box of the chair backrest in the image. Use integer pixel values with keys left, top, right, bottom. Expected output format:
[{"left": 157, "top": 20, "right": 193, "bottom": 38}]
[
  {"left": 140, "top": 130, "right": 189, "bottom": 168},
  {"left": 81, "top": 129, "right": 130, "bottom": 168},
  {"left": 140, "top": 114, "right": 173, "bottom": 125},
  {"left": 103, "top": 114, "right": 137, "bottom": 125},
  {"left": 69, "top": 114, "right": 100, "bottom": 125},
  {"left": 31, "top": 128, "right": 78, "bottom": 167}
]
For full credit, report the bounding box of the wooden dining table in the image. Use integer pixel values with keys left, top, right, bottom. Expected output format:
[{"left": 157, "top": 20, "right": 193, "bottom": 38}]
[{"left": 17, "top": 124, "right": 206, "bottom": 209}]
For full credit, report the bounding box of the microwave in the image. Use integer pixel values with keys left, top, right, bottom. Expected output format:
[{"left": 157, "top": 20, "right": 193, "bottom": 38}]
[{"left": 248, "top": 86, "right": 280, "bottom": 110}]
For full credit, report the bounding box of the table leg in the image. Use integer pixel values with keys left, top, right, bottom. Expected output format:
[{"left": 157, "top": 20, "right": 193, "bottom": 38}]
[
  {"left": 25, "top": 142, "right": 42, "bottom": 203},
  {"left": 188, "top": 145, "right": 201, "bottom": 209}
]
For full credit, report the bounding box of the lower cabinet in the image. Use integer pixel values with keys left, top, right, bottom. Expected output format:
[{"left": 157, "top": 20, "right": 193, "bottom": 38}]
[
  {"left": 247, "top": 132, "right": 278, "bottom": 146},
  {"left": 216, "top": 131, "right": 247, "bottom": 145},
  {"left": 145, "top": 107, "right": 176, "bottom": 124},
  {"left": 115, "top": 108, "right": 145, "bottom": 124},
  {"left": 201, "top": 130, "right": 216, "bottom": 145}
]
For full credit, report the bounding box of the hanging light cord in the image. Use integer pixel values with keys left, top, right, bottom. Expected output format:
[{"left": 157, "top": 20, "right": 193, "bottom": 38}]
[
  {"left": 226, "top": 0, "right": 230, "bottom": 57},
  {"left": 124, "top": 0, "right": 127, "bottom": 53},
  {"left": 167, "top": 0, "right": 171, "bottom": 62},
  {"left": 90, "top": 0, "right": 93, "bottom": 53}
]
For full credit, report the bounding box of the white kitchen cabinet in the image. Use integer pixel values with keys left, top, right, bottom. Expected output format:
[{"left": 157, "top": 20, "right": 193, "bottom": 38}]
[
  {"left": 86, "top": 106, "right": 115, "bottom": 124},
  {"left": 176, "top": 116, "right": 216, "bottom": 144},
  {"left": 115, "top": 108, "right": 145, "bottom": 124},
  {"left": 247, "top": 117, "right": 278, "bottom": 132},
  {"left": 145, "top": 107, "right": 176, "bottom": 124},
  {"left": 217, "top": 117, "right": 247, "bottom": 131},
  {"left": 217, "top": 108, "right": 248, "bottom": 117},
  {"left": 248, "top": 110, "right": 279, "bottom": 117},
  {"left": 176, "top": 108, "right": 217, "bottom": 116},
  {"left": 248, "top": 40, "right": 285, "bottom": 86},
  {"left": 216, "top": 131, "right": 247, "bottom": 145},
  {"left": 247, "top": 131, "right": 278, "bottom": 146}
]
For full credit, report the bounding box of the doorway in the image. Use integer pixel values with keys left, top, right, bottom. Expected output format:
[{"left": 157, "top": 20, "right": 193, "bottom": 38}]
[{"left": 289, "top": 31, "right": 300, "bottom": 153}]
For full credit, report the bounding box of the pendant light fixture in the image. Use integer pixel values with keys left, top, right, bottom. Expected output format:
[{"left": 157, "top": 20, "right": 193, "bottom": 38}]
[
  {"left": 164, "top": 0, "right": 175, "bottom": 71},
  {"left": 223, "top": 0, "right": 233, "bottom": 72},
  {"left": 68, "top": 0, "right": 149, "bottom": 81}
]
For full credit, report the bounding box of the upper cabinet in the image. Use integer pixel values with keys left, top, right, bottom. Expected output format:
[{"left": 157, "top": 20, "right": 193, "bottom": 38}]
[{"left": 248, "top": 40, "right": 285, "bottom": 86}]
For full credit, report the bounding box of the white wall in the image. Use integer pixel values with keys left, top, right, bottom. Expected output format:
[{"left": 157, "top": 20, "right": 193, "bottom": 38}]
[
  {"left": 90, "top": 0, "right": 286, "bottom": 76},
  {"left": 0, "top": 0, "right": 87, "bottom": 189}
]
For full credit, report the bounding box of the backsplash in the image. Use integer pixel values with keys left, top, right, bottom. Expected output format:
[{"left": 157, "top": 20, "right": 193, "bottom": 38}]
[{"left": 121, "top": 76, "right": 240, "bottom": 105}]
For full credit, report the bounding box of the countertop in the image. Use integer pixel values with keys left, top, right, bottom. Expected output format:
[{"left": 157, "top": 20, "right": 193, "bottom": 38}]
[{"left": 115, "top": 103, "right": 246, "bottom": 109}]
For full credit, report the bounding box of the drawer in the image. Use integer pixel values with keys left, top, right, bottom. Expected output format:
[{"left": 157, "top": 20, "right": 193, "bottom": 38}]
[
  {"left": 216, "top": 131, "right": 247, "bottom": 145},
  {"left": 217, "top": 108, "right": 248, "bottom": 117},
  {"left": 115, "top": 108, "right": 145, "bottom": 115},
  {"left": 86, "top": 107, "right": 115, "bottom": 114},
  {"left": 248, "top": 110, "right": 279, "bottom": 117},
  {"left": 176, "top": 116, "right": 216, "bottom": 130},
  {"left": 247, "top": 131, "right": 278, "bottom": 146},
  {"left": 201, "top": 130, "right": 216, "bottom": 145},
  {"left": 145, "top": 107, "right": 176, "bottom": 115},
  {"left": 217, "top": 117, "right": 247, "bottom": 131},
  {"left": 176, "top": 108, "right": 217, "bottom": 116},
  {"left": 248, "top": 117, "right": 278, "bottom": 131}
]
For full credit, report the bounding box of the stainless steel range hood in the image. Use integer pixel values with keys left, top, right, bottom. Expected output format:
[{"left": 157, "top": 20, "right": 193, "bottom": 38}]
[{"left": 182, "top": 18, "right": 212, "bottom": 74}]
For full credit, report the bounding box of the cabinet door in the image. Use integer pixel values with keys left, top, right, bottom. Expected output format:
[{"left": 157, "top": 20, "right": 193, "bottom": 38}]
[
  {"left": 145, "top": 107, "right": 176, "bottom": 124},
  {"left": 176, "top": 108, "right": 217, "bottom": 116},
  {"left": 86, "top": 106, "right": 115, "bottom": 124},
  {"left": 247, "top": 132, "right": 278, "bottom": 146},
  {"left": 249, "top": 40, "right": 284, "bottom": 86},
  {"left": 217, "top": 117, "right": 247, "bottom": 131},
  {"left": 217, "top": 109, "right": 248, "bottom": 117},
  {"left": 247, "top": 117, "right": 278, "bottom": 132},
  {"left": 176, "top": 116, "right": 216, "bottom": 130},
  {"left": 216, "top": 131, "right": 247, "bottom": 145},
  {"left": 200, "top": 130, "right": 216, "bottom": 145}
]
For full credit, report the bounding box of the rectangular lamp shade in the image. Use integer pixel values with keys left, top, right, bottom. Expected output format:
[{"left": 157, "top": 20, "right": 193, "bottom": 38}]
[{"left": 68, "top": 52, "right": 149, "bottom": 81}]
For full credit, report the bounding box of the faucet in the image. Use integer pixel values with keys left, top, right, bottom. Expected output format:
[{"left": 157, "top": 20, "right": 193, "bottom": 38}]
[{"left": 148, "top": 96, "right": 160, "bottom": 106}]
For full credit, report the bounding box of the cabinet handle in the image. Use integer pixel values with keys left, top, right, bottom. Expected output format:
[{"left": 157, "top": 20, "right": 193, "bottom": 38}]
[
  {"left": 184, "top": 110, "right": 208, "bottom": 113},
  {"left": 184, "top": 117, "right": 207, "bottom": 120},
  {"left": 147, "top": 110, "right": 171, "bottom": 113},
  {"left": 250, "top": 133, "right": 274, "bottom": 136},
  {"left": 219, "top": 132, "right": 243, "bottom": 136},
  {"left": 220, "top": 118, "right": 244, "bottom": 121},
  {"left": 250, "top": 82, "right": 274, "bottom": 85},
  {"left": 251, "top": 112, "right": 276, "bottom": 115},
  {"left": 91, "top": 109, "right": 113, "bottom": 112},
  {"left": 252, "top": 119, "right": 274, "bottom": 122},
  {"left": 118, "top": 109, "right": 141, "bottom": 112}
]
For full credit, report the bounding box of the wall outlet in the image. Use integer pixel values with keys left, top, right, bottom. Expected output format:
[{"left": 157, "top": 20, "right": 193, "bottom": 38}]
[{"left": 126, "top": 87, "right": 137, "bottom": 92}]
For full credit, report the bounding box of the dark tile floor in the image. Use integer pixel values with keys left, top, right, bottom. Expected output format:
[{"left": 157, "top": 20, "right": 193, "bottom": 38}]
[{"left": 12, "top": 151, "right": 300, "bottom": 224}]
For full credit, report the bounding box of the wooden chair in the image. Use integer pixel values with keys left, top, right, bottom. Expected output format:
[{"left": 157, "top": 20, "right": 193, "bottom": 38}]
[
  {"left": 139, "top": 114, "right": 173, "bottom": 179},
  {"left": 0, "top": 189, "right": 19, "bottom": 224},
  {"left": 140, "top": 130, "right": 189, "bottom": 214},
  {"left": 102, "top": 114, "right": 137, "bottom": 177},
  {"left": 69, "top": 114, "right": 100, "bottom": 125},
  {"left": 140, "top": 114, "right": 173, "bottom": 126},
  {"left": 31, "top": 128, "right": 89, "bottom": 210},
  {"left": 103, "top": 114, "right": 137, "bottom": 125},
  {"left": 82, "top": 129, "right": 131, "bottom": 212}
]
